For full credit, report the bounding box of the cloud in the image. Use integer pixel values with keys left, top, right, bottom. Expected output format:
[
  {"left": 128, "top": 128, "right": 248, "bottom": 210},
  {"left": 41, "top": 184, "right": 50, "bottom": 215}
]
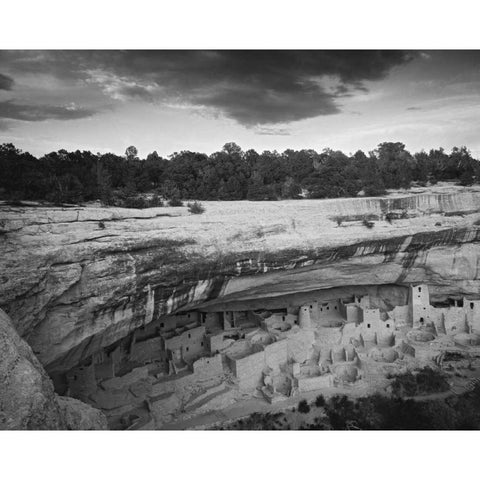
[
  {"left": 255, "top": 126, "right": 291, "bottom": 136},
  {"left": 0, "top": 73, "right": 14, "bottom": 90},
  {"left": 406, "top": 106, "right": 423, "bottom": 111},
  {"left": 0, "top": 50, "right": 414, "bottom": 126},
  {"left": 0, "top": 100, "right": 97, "bottom": 122},
  {"left": 0, "top": 119, "right": 10, "bottom": 131},
  {"left": 96, "top": 51, "right": 413, "bottom": 126}
]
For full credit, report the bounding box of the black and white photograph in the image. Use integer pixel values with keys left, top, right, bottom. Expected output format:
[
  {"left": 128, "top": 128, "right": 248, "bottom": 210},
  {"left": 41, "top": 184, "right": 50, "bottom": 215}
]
[{"left": 1, "top": 1, "right": 479, "bottom": 479}]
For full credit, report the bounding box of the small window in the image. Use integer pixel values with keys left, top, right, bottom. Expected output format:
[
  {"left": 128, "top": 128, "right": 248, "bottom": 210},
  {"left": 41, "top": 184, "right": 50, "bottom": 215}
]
[
  {"left": 186, "top": 347, "right": 189, "bottom": 352},
  {"left": 471, "top": 302, "right": 475, "bottom": 310},
  {"left": 386, "top": 324, "right": 390, "bottom": 328},
  {"left": 419, "top": 317, "right": 424, "bottom": 324},
  {"left": 327, "top": 306, "right": 329, "bottom": 310},
  {"left": 418, "top": 287, "right": 422, "bottom": 292},
  {"left": 334, "top": 306, "right": 337, "bottom": 310},
  {"left": 160, "top": 322, "right": 164, "bottom": 328},
  {"left": 188, "top": 333, "right": 191, "bottom": 339},
  {"left": 320, "top": 308, "right": 323, "bottom": 311},
  {"left": 367, "top": 324, "right": 371, "bottom": 328},
  {"left": 310, "top": 305, "right": 313, "bottom": 309},
  {"left": 201, "top": 341, "right": 204, "bottom": 347}
]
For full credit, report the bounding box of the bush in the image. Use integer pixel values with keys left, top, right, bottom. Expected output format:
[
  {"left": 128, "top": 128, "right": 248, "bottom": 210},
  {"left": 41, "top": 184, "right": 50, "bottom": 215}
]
[
  {"left": 362, "top": 218, "right": 375, "bottom": 229},
  {"left": 315, "top": 395, "right": 326, "bottom": 407},
  {"left": 390, "top": 367, "right": 449, "bottom": 397},
  {"left": 333, "top": 216, "right": 343, "bottom": 227},
  {"left": 123, "top": 195, "right": 148, "bottom": 209},
  {"left": 98, "top": 221, "right": 105, "bottom": 229},
  {"left": 385, "top": 212, "right": 394, "bottom": 223},
  {"left": 149, "top": 193, "right": 164, "bottom": 207},
  {"left": 298, "top": 400, "right": 310, "bottom": 414},
  {"left": 187, "top": 201, "right": 205, "bottom": 214},
  {"left": 168, "top": 197, "right": 184, "bottom": 207}
]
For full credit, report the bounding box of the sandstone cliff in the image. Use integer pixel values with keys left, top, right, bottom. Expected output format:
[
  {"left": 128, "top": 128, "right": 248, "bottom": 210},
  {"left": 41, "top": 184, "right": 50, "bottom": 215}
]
[
  {"left": 0, "top": 184, "right": 479, "bottom": 374},
  {"left": 0, "top": 308, "right": 107, "bottom": 430}
]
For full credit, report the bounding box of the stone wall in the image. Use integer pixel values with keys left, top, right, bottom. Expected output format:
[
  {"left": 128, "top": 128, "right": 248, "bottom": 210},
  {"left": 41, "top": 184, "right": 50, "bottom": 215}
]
[
  {"left": 264, "top": 340, "right": 288, "bottom": 372},
  {"left": 443, "top": 308, "right": 468, "bottom": 334},
  {"left": 231, "top": 350, "right": 266, "bottom": 392},
  {"left": 192, "top": 354, "right": 223, "bottom": 380},
  {"left": 297, "top": 374, "right": 333, "bottom": 392},
  {"left": 287, "top": 329, "right": 315, "bottom": 363},
  {"left": 129, "top": 337, "right": 165, "bottom": 364},
  {"left": 164, "top": 325, "right": 206, "bottom": 361}
]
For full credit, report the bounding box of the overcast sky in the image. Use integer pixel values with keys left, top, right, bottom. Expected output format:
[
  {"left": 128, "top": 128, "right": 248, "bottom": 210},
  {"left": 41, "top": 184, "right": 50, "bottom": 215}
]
[{"left": 1, "top": 50, "right": 480, "bottom": 158}]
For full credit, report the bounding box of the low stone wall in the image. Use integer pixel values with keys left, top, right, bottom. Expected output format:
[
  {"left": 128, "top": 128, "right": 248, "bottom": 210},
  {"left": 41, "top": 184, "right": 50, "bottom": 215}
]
[{"left": 297, "top": 374, "right": 333, "bottom": 392}]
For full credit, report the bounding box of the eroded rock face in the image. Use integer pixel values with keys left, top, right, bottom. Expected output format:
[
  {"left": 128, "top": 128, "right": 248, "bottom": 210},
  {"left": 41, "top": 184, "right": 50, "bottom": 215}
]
[
  {"left": 0, "top": 309, "right": 107, "bottom": 430},
  {"left": 1, "top": 186, "right": 479, "bottom": 374},
  {"left": 0, "top": 309, "right": 63, "bottom": 429},
  {"left": 56, "top": 396, "right": 108, "bottom": 430}
]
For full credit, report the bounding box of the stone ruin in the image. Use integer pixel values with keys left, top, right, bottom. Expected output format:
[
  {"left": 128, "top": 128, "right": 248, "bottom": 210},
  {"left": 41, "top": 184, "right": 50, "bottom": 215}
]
[{"left": 55, "top": 283, "right": 480, "bottom": 429}]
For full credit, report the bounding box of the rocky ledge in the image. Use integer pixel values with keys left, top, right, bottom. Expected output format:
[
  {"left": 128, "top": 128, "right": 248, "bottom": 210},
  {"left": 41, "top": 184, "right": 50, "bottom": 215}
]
[
  {"left": 0, "top": 184, "right": 479, "bottom": 374},
  {"left": 0, "top": 309, "right": 107, "bottom": 430}
]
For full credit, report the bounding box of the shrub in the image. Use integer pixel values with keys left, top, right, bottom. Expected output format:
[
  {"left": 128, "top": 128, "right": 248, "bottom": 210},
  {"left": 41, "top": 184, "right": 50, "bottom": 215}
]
[
  {"left": 362, "top": 218, "right": 375, "bottom": 229},
  {"left": 315, "top": 395, "right": 326, "bottom": 407},
  {"left": 187, "top": 201, "right": 205, "bottom": 214},
  {"left": 168, "top": 197, "right": 184, "bottom": 207},
  {"left": 123, "top": 195, "right": 148, "bottom": 209},
  {"left": 333, "top": 216, "right": 343, "bottom": 227},
  {"left": 390, "top": 367, "right": 449, "bottom": 397},
  {"left": 385, "top": 212, "right": 394, "bottom": 223},
  {"left": 98, "top": 221, "right": 105, "bottom": 229},
  {"left": 298, "top": 400, "right": 310, "bottom": 414},
  {"left": 149, "top": 193, "right": 164, "bottom": 207}
]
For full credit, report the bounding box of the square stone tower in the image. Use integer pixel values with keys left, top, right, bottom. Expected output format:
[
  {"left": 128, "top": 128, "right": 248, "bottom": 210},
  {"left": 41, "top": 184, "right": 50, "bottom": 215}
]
[{"left": 409, "top": 284, "right": 431, "bottom": 328}]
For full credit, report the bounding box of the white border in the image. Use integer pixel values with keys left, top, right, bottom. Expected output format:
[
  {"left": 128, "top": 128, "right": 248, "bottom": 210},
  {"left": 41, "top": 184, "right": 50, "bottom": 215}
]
[
  {"left": 0, "top": 0, "right": 479, "bottom": 49},
  {"left": 1, "top": 1, "right": 480, "bottom": 479}
]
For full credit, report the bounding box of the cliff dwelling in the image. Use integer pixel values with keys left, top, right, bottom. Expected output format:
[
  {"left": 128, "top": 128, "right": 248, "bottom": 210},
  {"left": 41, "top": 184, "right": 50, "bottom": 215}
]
[{"left": 48, "top": 282, "right": 480, "bottom": 429}]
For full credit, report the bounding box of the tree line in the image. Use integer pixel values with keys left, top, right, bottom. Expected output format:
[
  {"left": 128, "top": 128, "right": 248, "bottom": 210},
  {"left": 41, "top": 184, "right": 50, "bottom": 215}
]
[{"left": 0, "top": 141, "right": 479, "bottom": 206}]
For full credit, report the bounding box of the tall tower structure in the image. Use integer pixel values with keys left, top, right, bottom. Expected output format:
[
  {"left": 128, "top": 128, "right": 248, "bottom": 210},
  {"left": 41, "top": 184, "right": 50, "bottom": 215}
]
[
  {"left": 408, "top": 284, "right": 431, "bottom": 328},
  {"left": 299, "top": 305, "right": 313, "bottom": 330}
]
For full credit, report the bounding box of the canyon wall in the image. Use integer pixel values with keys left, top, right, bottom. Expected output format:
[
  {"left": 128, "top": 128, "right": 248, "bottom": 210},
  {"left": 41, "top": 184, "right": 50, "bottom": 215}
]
[
  {"left": 0, "top": 308, "right": 107, "bottom": 430},
  {"left": 1, "top": 185, "right": 479, "bottom": 374}
]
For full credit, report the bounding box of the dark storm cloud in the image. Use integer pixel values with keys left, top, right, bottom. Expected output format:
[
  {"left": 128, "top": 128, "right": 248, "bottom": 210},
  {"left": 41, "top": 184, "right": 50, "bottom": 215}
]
[
  {"left": 0, "top": 100, "right": 97, "bottom": 122},
  {"left": 94, "top": 51, "right": 414, "bottom": 125},
  {"left": 0, "top": 73, "right": 14, "bottom": 90},
  {"left": 0, "top": 50, "right": 414, "bottom": 125}
]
